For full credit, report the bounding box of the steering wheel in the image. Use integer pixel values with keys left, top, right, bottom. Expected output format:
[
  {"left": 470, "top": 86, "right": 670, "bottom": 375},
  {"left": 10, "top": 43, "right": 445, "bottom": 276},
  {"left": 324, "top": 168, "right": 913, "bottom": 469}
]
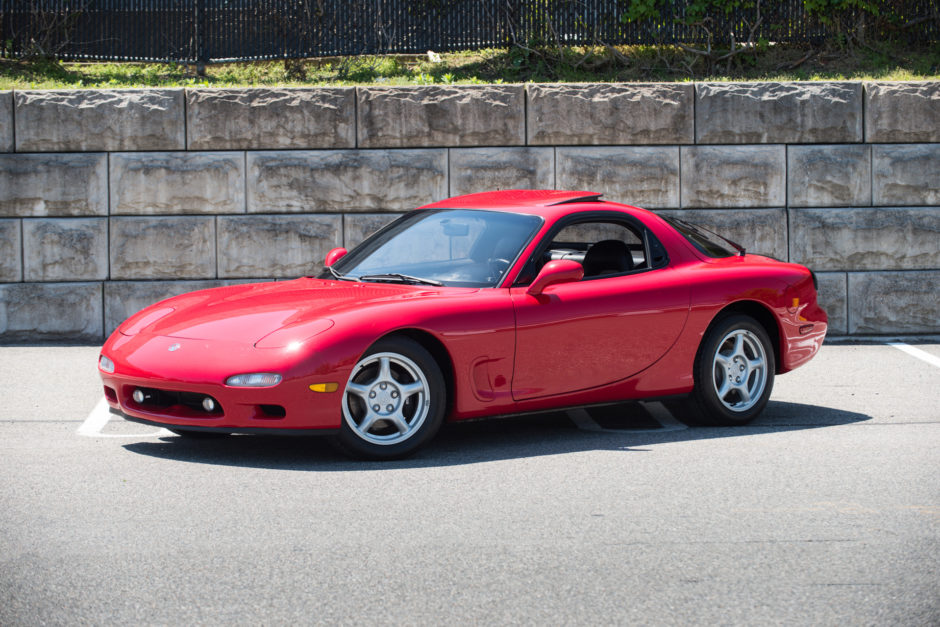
[{"left": 488, "top": 258, "right": 512, "bottom": 281}]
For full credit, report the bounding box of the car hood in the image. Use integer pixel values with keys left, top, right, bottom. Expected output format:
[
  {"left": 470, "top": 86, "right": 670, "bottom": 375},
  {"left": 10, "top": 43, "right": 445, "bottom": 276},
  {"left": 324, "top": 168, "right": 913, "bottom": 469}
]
[{"left": 119, "top": 278, "right": 462, "bottom": 347}]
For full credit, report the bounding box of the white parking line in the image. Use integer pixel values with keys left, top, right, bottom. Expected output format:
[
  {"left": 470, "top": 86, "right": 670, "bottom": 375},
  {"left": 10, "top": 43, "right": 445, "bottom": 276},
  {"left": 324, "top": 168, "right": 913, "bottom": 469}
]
[
  {"left": 644, "top": 401, "right": 688, "bottom": 429},
  {"left": 76, "top": 398, "right": 112, "bottom": 436},
  {"left": 567, "top": 402, "right": 687, "bottom": 433},
  {"left": 887, "top": 342, "right": 940, "bottom": 368},
  {"left": 77, "top": 397, "right": 172, "bottom": 438},
  {"left": 566, "top": 408, "right": 604, "bottom": 431}
]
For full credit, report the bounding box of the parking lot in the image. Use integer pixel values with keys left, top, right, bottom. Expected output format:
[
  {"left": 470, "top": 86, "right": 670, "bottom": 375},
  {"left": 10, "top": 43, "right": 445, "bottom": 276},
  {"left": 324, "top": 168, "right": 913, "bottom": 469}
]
[{"left": 1, "top": 342, "right": 938, "bottom": 625}]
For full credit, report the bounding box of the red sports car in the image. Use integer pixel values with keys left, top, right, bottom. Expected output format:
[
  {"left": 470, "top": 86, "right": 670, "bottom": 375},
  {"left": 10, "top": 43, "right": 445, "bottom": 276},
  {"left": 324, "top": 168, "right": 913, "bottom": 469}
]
[{"left": 99, "top": 190, "right": 827, "bottom": 459}]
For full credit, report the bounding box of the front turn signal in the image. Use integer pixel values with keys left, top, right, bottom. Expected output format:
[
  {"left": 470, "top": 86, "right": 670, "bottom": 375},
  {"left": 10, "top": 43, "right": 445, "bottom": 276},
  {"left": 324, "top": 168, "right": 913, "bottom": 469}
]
[{"left": 309, "top": 382, "right": 338, "bottom": 393}]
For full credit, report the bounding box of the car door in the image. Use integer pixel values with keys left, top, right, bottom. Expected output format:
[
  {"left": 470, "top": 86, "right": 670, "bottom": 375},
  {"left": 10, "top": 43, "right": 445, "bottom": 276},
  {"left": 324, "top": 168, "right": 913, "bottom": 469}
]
[{"left": 509, "top": 216, "right": 689, "bottom": 401}]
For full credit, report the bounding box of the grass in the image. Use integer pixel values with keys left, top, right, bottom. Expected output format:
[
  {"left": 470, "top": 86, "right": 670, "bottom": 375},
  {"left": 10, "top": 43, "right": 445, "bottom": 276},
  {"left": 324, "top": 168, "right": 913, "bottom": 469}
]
[{"left": 1, "top": 42, "right": 937, "bottom": 90}]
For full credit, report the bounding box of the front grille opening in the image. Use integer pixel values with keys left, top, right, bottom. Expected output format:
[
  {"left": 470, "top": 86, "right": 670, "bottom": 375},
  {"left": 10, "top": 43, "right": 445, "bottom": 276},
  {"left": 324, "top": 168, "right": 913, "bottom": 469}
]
[
  {"left": 103, "top": 386, "right": 117, "bottom": 402},
  {"left": 257, "top": 404, "right": 286, "bottom": 419},
  {"left": 128, "top": 387, "right": 223, "bottom": 416}
]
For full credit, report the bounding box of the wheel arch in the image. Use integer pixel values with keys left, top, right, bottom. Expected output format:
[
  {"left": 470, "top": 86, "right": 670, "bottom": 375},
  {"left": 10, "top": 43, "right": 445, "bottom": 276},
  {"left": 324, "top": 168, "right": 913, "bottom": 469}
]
[
  {"left": 707, "top": 301, "right": 783, "bottom": 374},
  {"left": 378, "top": 328, "right": 456, "bottom": 418}
]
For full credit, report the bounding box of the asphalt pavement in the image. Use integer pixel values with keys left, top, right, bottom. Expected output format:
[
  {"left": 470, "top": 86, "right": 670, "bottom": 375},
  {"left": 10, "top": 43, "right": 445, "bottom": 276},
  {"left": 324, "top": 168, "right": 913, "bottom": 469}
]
[{"left": 0, "top": 342, "right": 937, "bottom": 625}]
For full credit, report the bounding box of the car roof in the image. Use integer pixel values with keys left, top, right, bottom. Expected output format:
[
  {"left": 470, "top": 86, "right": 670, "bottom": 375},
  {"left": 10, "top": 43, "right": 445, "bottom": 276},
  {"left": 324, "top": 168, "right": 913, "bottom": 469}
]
[
  {"left": 419, "top": 190, "right": 602, "bottom": 210},
  {"left": 417, "top": 189, "right": 662, "bottom": 222}
]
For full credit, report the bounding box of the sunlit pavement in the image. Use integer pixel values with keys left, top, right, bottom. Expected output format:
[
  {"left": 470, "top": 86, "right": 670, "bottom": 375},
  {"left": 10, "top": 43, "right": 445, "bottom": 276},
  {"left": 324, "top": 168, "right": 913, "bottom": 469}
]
[{"left": 1, "top": 342, "right": 937, "bottom": 625}]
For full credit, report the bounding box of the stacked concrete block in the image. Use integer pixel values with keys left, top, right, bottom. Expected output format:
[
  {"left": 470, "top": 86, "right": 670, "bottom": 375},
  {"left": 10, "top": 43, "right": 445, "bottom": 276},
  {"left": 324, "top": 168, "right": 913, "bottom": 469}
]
[
  {"left": 680, "top": 146, "right": 786, "bottom": 208},
  {"left": 865, "top": 82, "right": 940, "bottom": 143},
  {"left": 0, "top": 283, "right": 102, "bottom": 342},
  {"left": 110, "top": 152, "right": 245, "bottom": 215},
  {"left": 217, "top": 215, "right": 342, "bottom": 278},
  {"left": 848, "top": 271, "right": 940, "bottom": 334},
  {"left": 0, "top": 153, "right": 108, "bottom": 217},
  {"left": 865, "top": 83, "right": 940, "bottom": 339},
  {"left": 556, "top": 147, "right": 679, "bottom": 209},
  {"left": 0, "top": 91, "right": 12, "bottom": 152},
  {"left": 247, "top": 149, "right": 448, "bottom": 212},
  {"left": 23, "top": 218, "right": 108, "bottom": 281},
  {"left": 696, "top": 82, "right": 863, "bottom": 144},
  {"left": 0, "top": 82, "right": 937, "bottom": 341},
  {"left": 527, "top": 83, "right": 693, "bottom": 145},
  {"left": 872, "top": 144, "right": 940, "bottom": 206},
  {"left": 790, "top": 208, "right": 940, "bottom": 271},
  {"left": 14, "top": 89, "right": 185, "bottom": 151},
  {"left": 787, "top": 145, "right": 871, "bottom": 208},
  {"left": 358, "top": 85, "right": 525, "bottom": 147},
  {"left": 0, "top": 220, "right": 22, "bottom": 282},
  {"left": 449, "top": 148, "right": 553, "bottom": 196},
  {"left": 109, "top": 216, "right": 215, "bottom": 280},
  {"left": 187, "top": 88, "right": 356, "bottom": 149}
]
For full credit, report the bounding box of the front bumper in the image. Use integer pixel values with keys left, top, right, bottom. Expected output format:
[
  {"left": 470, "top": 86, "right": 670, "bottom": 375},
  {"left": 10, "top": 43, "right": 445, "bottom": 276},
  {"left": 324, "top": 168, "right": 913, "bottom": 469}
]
[
  {"left": 99, "top": 331, "right": 349, "bottom": 431},
  {"left": 100, "top": 371, "right": 343, "bottom": 431},
  {"left": 111, "top": 406, "right": 339, "bottom": 436}
]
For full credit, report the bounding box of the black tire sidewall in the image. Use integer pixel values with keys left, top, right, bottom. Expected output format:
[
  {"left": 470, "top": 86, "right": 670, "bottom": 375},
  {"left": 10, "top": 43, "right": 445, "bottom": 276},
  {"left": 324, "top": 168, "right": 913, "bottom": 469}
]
[
  {"left": 335, "top": 336, "right": 446, "bottom": 459},
  {"left": 692, "top": 314, "right": 775, "bottom": 426}
]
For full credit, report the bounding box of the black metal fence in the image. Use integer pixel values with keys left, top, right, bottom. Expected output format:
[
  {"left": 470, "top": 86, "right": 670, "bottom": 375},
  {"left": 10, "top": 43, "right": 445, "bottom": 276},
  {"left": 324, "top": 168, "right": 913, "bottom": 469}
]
[{"left": 1, "top": 0, "right": 937, "bottom": 63}]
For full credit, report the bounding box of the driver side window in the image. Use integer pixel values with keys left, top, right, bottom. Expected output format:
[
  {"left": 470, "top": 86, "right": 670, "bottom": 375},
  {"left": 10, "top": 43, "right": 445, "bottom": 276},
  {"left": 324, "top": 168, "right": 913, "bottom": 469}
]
[{"left": 517, "top": 219, "right": 664, "bottom": 285}]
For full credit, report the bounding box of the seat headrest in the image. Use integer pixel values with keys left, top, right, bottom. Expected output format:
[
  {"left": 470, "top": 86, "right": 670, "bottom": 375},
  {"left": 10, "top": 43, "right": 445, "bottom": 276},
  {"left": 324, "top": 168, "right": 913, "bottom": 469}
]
[{"left": 582, "top": 239, "right": 633, "bottom": 276}]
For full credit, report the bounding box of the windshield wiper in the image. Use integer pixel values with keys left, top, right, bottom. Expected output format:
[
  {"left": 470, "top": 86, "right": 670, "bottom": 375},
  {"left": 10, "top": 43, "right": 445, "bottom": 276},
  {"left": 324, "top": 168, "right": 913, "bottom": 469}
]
[
  {"left": 323, "top": 265, "right": 355, "bottom": 281},
  {"left": 358, "top": 273, "right": 443, "bottom": 286}
]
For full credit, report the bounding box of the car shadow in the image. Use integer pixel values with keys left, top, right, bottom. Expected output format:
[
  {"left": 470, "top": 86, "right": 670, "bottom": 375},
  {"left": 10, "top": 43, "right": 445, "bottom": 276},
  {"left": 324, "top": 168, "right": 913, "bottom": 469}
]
[{"left": 121, "top": 399, "right": 871, "bottom": 471}]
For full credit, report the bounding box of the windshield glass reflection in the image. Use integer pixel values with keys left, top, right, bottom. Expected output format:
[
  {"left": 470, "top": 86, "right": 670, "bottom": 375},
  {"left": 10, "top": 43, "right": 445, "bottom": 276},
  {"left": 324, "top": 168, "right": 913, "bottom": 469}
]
[{"left": 326, "top": 209, "right": 543, "bottom": 287}]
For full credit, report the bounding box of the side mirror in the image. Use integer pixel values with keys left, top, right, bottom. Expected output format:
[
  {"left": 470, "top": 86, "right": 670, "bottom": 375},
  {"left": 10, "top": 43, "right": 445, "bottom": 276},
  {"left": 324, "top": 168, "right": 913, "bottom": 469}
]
[
  {"left": 324, "top": 247, "right": 348, "bottom": 267},
  {"left": 526, "top": 259, "right": 584, "bottom": 296}
]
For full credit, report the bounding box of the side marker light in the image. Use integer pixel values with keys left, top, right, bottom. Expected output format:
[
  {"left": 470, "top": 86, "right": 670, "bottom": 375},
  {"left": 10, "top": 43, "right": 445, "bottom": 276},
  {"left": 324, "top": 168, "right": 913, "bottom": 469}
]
[{"left": 309, "top": 382, "right": 339, "bottom": 393}]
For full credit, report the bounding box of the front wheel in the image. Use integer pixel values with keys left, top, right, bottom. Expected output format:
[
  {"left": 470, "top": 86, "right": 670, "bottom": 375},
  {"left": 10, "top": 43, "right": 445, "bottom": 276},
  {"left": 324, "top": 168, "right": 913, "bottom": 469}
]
[
  {"left": 333, "top": 337, "right": 446, "bottom": 459},
  {"left": 690, "top": 314, "right": 775, "bottom": 426}
]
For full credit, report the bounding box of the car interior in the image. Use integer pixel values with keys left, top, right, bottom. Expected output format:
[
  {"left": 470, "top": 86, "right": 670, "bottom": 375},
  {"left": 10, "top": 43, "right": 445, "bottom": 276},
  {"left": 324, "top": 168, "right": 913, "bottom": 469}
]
[
  {"left": 335, "top": 211, "right": 668, "bottom": 289},
  {"left": 515, "top": 219, "right": 668, "bottom": 286}
]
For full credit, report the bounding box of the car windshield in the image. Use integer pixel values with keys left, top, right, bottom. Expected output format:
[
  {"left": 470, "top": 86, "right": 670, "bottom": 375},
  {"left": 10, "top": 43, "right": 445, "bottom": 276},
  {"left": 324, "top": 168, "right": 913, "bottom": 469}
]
[
  {"left": 325, "top": 209, "right": 543, "bottom": 287},
  {"left": 664, "top": 217, "right": 738, "bottom": 258}
]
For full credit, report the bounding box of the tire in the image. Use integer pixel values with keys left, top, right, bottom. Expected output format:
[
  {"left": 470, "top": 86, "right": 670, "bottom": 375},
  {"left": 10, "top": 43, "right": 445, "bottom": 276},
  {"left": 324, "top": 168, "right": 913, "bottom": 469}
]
[
  {"left": 333, "top": 336, "right": 446, "bottom": 460},
  {"left": 689, "top": 314, "right": 775, "bottom": 426}
]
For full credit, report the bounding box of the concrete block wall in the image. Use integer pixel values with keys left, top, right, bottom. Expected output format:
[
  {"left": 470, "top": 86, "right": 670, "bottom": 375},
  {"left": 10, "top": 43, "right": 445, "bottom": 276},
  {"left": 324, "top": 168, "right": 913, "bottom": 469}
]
[{"left": 0, "top": 82, "right": 937, "bottom": 342}]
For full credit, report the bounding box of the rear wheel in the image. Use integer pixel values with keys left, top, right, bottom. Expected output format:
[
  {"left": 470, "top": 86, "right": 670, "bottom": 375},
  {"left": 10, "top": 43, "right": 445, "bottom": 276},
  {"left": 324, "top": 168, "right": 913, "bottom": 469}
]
[
  {"left": 333, "top": 337, "right": 446, "bottom": 459},
  {"left": 689, "top": 314, "right": 775, "bottom": 426}
]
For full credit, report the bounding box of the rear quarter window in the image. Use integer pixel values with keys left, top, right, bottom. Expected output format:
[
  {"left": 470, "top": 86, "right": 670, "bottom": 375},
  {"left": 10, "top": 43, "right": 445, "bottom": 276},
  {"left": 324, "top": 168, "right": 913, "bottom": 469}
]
[{"left": 664, "top": 217, "right": 736, "bottom": 258}]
